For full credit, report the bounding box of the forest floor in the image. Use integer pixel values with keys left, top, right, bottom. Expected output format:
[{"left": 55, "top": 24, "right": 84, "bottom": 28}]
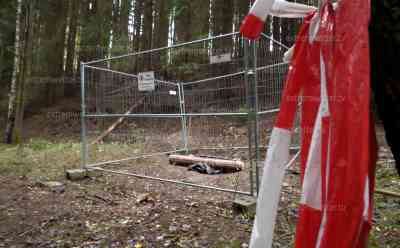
[{"left": 0, "top": 105, "right": 399, "bottom": 248}]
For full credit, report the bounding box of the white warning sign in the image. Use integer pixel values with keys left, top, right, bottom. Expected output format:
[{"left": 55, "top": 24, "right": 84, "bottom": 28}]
[
  {"left": 210, "top": 53, "right": 232, "bottom": 64},
  {"left": 138, "top": 71, "right": 155, "bottom": 92}
]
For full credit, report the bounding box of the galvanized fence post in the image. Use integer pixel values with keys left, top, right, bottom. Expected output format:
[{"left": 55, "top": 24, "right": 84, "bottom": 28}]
[
  {"left": 80, "top": 63, "right": 88, "bottom": 169},
  {"left": 245, "top": 39, "right": 261, "bottom": 196},
  {"left": 178, "top": 82, "right": 189, "bottom": 153}
]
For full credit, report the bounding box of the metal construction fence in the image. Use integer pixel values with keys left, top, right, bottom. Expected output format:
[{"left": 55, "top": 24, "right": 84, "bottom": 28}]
[{"left": 80, "top": 32, "right": 300, "bottom": 196}]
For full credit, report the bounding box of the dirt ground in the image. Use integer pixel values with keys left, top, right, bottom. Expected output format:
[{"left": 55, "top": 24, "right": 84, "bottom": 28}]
[
  {"left": 0, "top": 174, "right": 254, "bottom": 248},
  {"left": 0, "top": 156, "right": 399, "bottom": 248}
]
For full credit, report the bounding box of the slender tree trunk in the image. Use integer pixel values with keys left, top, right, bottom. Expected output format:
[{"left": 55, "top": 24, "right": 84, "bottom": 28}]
[
  {"left": 112, "top": 0, "right": 121, "bottom": 46},
  {"left": 30, "top": 3, "right": 41, "bottom": 76},
  {"left": 4, "top": 0, "right": 22, "bottom": 144},
  {"left": 132, "top": 0, "right": 143, "bottom": 53},
  {"left": 14, "top": 0, "right": 33, "bottom": 145},
  {"left": 141, "top": 0, "right": 153, "bottom": 68},
  {"left": 65, "top": 0, "right": 79, "bottom": 97},
  {"left": 0, "top": 40, "right": 3, "bottom": 83},
  {"left": 119, "top": 0, "right": 130, "bottom": 47}
]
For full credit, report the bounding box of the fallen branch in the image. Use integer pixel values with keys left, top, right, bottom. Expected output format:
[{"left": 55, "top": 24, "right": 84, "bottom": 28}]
[
  {"left": 169, "top": 154, "right": 243, "bottom": 173},
  {"left": 91, "top": 98, "right": 144, "bottom": 144}
]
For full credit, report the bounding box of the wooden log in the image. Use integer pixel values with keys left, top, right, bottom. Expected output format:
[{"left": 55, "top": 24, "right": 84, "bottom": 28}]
[
  {"left": 91, "top": 98, "right": 144, "bottom": 144},
  {"left": 169, "top": 154, "right": 244, "bottom": 172}
]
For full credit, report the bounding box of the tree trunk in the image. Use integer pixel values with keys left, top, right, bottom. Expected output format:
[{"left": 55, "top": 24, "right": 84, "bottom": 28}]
[
  {"left": 112, "top": 0, "right": 120, "bottom": 47},
  {"left": 173, "top": 0, "right": 210, "bottom": 42},
  {"left": 211, "top": 0, "right": 234, "bottom": 36},
  {"left": 142, "top": 0, "right": 153, "bottom": 51},
  {"left": 78, "top": 0, "right": 91, "bottom": 64},
  {"left": 119, "top": 0, "right": 130, "bottom": 48},
  {"left": 191, "top": 0, "right": 210, "bottom": 39},
  {"left": 42, "top": 0, "right": 68, "bottom": 105},
  {"left": 154, "top": 0, "right": 170, "bottom": 48},
  {"left": 0, "top": 0, "right": 18, "bottom": 89},
  {"left": 132, "top": 0, "right": 143, "bottom": 53},
  {"left": 95, "top": 0, "right": 113, "bottom": 55},
  {"left": 4, "top": 0, "right": 22, "bottom": 144},
  {"left": 14, "top": 0, "right": 34, "bottom": 145},
  {"left": 65, "top": 0, "right": 79, "bottom": 97},
  {"left": 78, "top": 0, "right": 112, "bottom": 63},
  {"left": 175, "top": 0, "right": 192, "bottom": 42}
]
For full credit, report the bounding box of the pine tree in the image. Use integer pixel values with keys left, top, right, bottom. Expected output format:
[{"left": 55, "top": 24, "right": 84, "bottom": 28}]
[
  {"left": 41, "top": 0, "right": 68, "bottom": 105},
  {"left": 4, "top": 0, "right": 22, "bottom": 144},
  {"left": 65, "top": 0, "right": 79, "bottom": 97}
]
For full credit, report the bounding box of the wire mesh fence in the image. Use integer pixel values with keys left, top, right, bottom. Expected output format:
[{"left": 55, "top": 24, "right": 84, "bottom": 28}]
[{"left": 81, "top": 32, "right": 298, "bottom": 196}]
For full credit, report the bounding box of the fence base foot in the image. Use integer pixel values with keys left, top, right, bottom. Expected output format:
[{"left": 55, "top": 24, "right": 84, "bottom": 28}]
[
  {"left": 233, "top": 195, "right": 257, "bottom": 216},
  {"left": 66, "top": 168, "right": 99, "bottom": 181}
]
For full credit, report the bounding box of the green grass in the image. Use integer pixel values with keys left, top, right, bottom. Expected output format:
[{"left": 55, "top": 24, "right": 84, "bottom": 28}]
[
  {"left": 0, "top": 139, "right": 81, "bottom": 180},
  {"left": 0, "top": 138, "right": 145, "bottom": 181},
  {"left": 214, "top": 239, "right": 242, "bottom": 248}
]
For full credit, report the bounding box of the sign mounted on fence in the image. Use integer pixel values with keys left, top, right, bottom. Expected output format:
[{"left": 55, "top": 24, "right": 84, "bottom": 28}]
[
  {"left": 138, "top": 71, "right": 155, "bottom": 92},
  {"left": 210, "top": 53, "right": 232, "bottom": 64}
]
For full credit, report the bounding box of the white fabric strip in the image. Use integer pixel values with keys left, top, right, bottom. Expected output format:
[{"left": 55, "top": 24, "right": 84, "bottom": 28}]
[
  {"left": 271, "top": 0, "right": 317, "bottom": 18},
  {"left": 314, "top": 53, "right": 331, "bottom": 248},
  {"left": 315, "top": 123, "right": 332, "bottom": 248},
  {"left": 250, "top": 0, "right": 316, "bottom": 21},
  {"left": 283, "top": 45, "right": 295, "bottom": 63},
  {"left": 249, "top": 0, "right": 276, "bottom": 22},
  {"left": 250, "top": 127, "right": 291, "bottom": 248},
  {"left": 300, "top": 109, "right": 323, "bottom": 209},
  {"left": 301, "top": 53, "right": 329, "bottom": 209},
  {"left": 319, "top": 53, "right": 330, "bottom": 117},
  {"left": 309, "top": 13, "right": 320, "bottom": 44},
  {"left": 363, "top": 176, "right": 370, "bottom": 221}
]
